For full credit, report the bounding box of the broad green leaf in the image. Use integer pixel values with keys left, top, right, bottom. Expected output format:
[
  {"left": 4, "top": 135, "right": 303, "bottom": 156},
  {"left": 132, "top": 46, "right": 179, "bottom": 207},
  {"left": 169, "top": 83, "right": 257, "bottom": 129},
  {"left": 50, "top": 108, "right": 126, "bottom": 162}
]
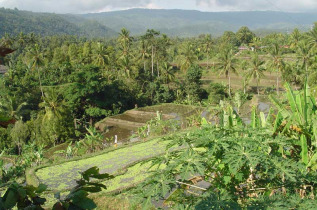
[
  {"left": 269, "top": 95, "right": 290, "bottom": 118},
  {"left": 36, "top": 183, "right": 47, "bottom": 194},
  {"left": 260, "top": 112, "right": 266, "bottom": 128},
  {"left": 3, "top": 190, "right": 18, "bottom": 209}
]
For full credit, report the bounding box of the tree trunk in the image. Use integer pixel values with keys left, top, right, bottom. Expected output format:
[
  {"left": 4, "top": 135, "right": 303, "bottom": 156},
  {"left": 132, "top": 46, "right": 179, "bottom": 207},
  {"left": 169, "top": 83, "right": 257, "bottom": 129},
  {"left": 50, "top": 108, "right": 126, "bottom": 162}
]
[
  {"left": 207, "top": 54, "right": 209, "bottom": 70},
  {"left": 151, "top": 46, "right": 154, "bottom": 77},
  {"left": 276, "top": 74, "right": 279, "bottom": 96},
  {"left": 243, "top": 80, "right": 246, "bottom": 94},
  {"left": 257, "top": 79, "right": 260, "bottom": 95},
  {"left": 37, "top": 67, "right": 44, "bottom": 98},
  {"left": 144, "top": 60, "right": 146, "bottom": 72},
  {"left": 228, "top": 75, "right": 231, "bottom": 97},
  {"left": 157, "top": 60, "right": 159, "bottom": 77}
]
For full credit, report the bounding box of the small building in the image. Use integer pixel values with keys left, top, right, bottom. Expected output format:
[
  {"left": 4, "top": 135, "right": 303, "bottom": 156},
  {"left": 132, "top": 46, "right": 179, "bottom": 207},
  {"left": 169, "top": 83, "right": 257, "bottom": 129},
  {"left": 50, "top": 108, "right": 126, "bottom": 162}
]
[
  {"left": 0, "top": 65, "right": 7, "bottom": 74},
  {"left": 238, "top": 46, "right": 249, "bottom": 51}
]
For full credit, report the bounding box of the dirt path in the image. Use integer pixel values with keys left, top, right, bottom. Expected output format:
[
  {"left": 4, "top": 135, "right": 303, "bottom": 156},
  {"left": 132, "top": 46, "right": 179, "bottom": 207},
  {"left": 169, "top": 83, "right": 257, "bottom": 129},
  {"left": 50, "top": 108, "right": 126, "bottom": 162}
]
[{"left": 35, "top": 139, "right": 171, "bottom": 191}]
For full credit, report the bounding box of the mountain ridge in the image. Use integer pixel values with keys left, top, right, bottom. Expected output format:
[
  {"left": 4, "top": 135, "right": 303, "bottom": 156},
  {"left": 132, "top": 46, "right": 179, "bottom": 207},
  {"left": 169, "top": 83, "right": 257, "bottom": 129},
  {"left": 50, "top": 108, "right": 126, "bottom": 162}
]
[{"left": 0, "top": 8, "right": 316, "bottom": 38}]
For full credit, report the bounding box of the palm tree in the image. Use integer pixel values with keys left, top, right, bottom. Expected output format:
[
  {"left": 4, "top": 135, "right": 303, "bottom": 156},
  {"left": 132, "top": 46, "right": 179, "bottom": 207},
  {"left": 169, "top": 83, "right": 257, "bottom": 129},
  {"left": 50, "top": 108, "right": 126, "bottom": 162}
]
[
  {"left": 307, "top": 23, "right": 317, "bottom": 49},
  {"left": 240, "top": 60, "right": 249, "bottom": 94},
  {"left": 139, "top": 38, "right": 149, "bottom": 71},
  {"left": 143, "top": 29, "right": 160, "bottom": 77},
  {"left": 39, "top": 88, "right": 69, "bottom": 145},
  {"left": 177, "top": 42, "right": 197, "bottom": 73},
  {"left": 216, "top": 47, "right": 238, "bottom": 97},
  {"left": 26, "top": 44, "right": 45, "bottom": 97},
  {"left": 296, "top": 39, "right": 313, "bottom": 77},
  {"left": 39, "top": 89, "right": 67, "bottom": 122},
  {"left": 246, "top": 53, "right": 266, "bottom": 95},
  {"left": 118, "top": 28, "right": 133, "bottom": 58},
  {"left": 0, "top": 96, "right": 27, "bottom": 120},
  {"left": 203, "top": 34, "right": 213, "bottom": 69},
  {"left": 289, "top": 28, "right": 301, "bottom": 49},
  {"left": 92, "top": 42, "right": 109, "bottom": 68},
  {"left": 118, "top": 56, "right": 136, "bottom": 78},
  {"left": 161, "top": 62, "right": 175, "bottom": 86},
  {"left": 249, "top": 37, "right": 262, "bottom": 52},
  {"left": 267, "top": 42, "right": 285, "bottom": 95}
]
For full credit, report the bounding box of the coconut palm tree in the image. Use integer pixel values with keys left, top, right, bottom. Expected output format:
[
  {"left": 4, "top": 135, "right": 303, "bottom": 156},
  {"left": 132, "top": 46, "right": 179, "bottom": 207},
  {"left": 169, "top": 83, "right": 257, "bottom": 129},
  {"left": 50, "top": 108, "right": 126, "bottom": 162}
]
[
  {"left": 139, "top": 38, "right": 149, "bottom": 71},
  {"left": 26, "top": 44, "right": 45, "bottom": 97},
  {"left": 177, "top": 42, "right": 197, "bottom": 73},
  {"left": 296, "top": 39, "right": 313, "bottom": 77},
  {"left": 118, "top": 28, "right": 133, "bottom": 58},
  {"left": 246, "top": 53, "right": 266, "bottom": 95},
  {"left": 216, "top": 47, "right": 238, "bottom": 97},
  {"left": 267, "top": 42, "right": 285, "bottom": 95},
  {"left": 289, "top": 28, "right": 301, "bottom": 49},
  {"left": 161, "top": 62, "right": 175, "bottom": 86},
  {"left": 307, "top": 23, "right": 317, "bottom": 49},
  {"left": 203, "top": 34, "right": 213, "bottom": 69},
  {"left": 0, "top": 96, "right": 27, "bottom": 120},
  {"left": 143, "top": 29, "right": 160, "bottom": 77},
  {"left": 92, "top": 42, "right": 109, "bottom": 68}
]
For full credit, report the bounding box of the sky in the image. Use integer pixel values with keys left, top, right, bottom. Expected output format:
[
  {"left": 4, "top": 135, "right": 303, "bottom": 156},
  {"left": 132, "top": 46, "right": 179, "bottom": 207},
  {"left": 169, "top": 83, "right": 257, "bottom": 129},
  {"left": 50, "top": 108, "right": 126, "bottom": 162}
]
[{"left": 0, "top": 0, "right": 317, "bottom": 14}]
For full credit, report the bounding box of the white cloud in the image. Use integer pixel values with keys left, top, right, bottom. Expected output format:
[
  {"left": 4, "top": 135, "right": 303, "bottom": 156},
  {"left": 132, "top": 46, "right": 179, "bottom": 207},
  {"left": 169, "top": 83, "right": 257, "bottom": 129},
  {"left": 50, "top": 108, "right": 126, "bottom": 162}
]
[
  {"left": 0, "top": 0, "right": 152, "bottom": 13},
  {"left": 1, "top": 0, "right": 316, "bottom": 13},
  {"left": 196, "top": 0, "right": 317, "bottom": 12}
]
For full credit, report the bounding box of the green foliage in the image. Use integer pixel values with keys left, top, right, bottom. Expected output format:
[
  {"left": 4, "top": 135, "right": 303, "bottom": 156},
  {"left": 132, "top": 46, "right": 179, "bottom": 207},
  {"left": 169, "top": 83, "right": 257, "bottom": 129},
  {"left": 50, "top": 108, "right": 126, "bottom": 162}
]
[
  {"left": 270, "top": 82, "right": 317, "bottom": 168},
  {"left": 134, "top": 126, "right": 316, "bottom": 208},
  {"left": 183, "top": 65, "right": 203, "bottom": 103},
  {"left": 0, "top": 167, "right": 112, "bottom": 210},
  {"left": 10, "top": 120, "right": 29, "bottom": 154},
  {"left": 236, "top": 26, "right": 256, "bottom": 45},
  {"left": 207, "top": 83, "right": 228, "bottom": 104}
]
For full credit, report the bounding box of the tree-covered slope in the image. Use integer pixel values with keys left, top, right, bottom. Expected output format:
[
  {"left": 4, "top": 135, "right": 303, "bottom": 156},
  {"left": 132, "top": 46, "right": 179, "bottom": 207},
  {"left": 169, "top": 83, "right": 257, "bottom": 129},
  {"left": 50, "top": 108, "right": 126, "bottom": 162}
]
[
  {"left": 82, "top": 9, "right": 317, "bottom": 36},
  {"left": 1, "top": 8, "right": 316, "bottom": 38},
  {"left": 0, "top": 8, "right": 116, "bottom": 38}
]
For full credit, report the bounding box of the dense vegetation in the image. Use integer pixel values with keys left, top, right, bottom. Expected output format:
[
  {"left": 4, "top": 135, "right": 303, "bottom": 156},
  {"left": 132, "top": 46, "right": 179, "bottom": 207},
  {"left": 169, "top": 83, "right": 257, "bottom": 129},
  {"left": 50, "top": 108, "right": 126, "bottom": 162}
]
[{"left": 0, "top": 18, "right": 317, "bottom": 209}]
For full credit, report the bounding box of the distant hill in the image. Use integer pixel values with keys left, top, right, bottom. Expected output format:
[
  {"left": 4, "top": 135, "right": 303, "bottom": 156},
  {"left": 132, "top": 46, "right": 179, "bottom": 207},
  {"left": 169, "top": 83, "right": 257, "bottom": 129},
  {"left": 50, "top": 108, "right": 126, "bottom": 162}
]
[
  {"left": 0, "top": 8, "right": 116, "bottom": 38},
  {"left": 81, "top": 9, "right": 317, "bottom": 37},
  {"left": 0, "top": 8, "right": 316, "bottom": 38}
]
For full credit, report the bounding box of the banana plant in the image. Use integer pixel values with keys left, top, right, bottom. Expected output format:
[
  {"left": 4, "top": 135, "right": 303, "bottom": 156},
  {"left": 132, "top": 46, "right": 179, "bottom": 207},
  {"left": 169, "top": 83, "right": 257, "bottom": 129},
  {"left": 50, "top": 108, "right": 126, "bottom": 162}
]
[
  {"left": 269, "top": 82, "right": 317, "bottom": 166},
  {"left": 250, "top": 106, "right": 273, "bottom": 129},
  {"left": 218, "top": 101, "right": 243, "bottom": 128}
]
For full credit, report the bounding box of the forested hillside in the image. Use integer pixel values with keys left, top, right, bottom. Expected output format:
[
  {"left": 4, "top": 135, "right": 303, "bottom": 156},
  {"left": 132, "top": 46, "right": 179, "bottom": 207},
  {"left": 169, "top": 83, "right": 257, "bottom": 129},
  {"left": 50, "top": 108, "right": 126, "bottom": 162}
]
[
  {"left": 0, "top": 8, "right": 116, "bottom": 38},
  {"left": 1, "top": 8, "right": 317, "bottom": 38},
  {"left": 82, "top": 9, "right": 317, "bottom": 36}
]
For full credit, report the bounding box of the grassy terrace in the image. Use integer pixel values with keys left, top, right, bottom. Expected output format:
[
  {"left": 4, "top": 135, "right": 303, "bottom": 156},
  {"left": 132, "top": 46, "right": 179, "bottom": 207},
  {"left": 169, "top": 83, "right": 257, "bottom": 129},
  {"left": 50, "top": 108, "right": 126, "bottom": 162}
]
[{"left": 35, "top": 138, "right": 172, "bottom": 191}]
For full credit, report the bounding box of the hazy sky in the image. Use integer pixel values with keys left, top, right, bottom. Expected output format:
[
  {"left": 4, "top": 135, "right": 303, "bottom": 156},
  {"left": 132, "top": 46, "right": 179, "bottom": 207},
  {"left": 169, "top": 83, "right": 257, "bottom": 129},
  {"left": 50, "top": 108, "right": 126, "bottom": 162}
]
[{"left": 0, "top": 0, "right": 317, "bottom": 14}]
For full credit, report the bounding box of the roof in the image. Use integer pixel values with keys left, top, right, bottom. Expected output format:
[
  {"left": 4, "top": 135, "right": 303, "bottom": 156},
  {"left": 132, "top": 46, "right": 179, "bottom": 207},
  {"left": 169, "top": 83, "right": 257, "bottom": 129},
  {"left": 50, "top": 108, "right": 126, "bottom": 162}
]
[{"left": 0, "top": 47, "right": 15, "bottom": 57}]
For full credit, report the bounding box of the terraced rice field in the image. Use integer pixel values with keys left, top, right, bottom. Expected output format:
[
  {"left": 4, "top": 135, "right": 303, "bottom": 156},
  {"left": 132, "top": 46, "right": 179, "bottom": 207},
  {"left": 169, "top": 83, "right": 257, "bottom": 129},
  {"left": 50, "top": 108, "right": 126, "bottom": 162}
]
[{"left": 36, "top": 138, "right": 171, "bottom": 191}]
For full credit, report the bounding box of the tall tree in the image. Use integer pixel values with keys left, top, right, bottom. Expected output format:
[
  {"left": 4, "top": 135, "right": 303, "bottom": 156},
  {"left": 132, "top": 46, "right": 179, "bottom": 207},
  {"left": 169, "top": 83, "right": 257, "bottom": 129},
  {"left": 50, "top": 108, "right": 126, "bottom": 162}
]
[
  {"left": 139, "top": 38, "right": 149, "bottom": 72},
  {"left": 117, "top": 28, "right": 133, "bottom": 58},
  {"left": 177, "top": 42, "right": 197, "bottom": 73},
  {"left": 236, "top": 26, "right": 255, "bottom": 45},
  {"left": 26, "top": 44, "right": 45, "bottom": 97},
  {"left": 92, "top": 42, "right": 109, "bottom": 68},
  {"left": 289, "top": 28, "right": 301, "bottom": 49},
  {"left": 216, "top": 47, "right": 238, "bottom": 97},
  {"left": 267, "top": 42, "right": 285, "bottom": 95},
  {"left": 246, "top": 53, "right": 266, "bottom": 95},
  {"left": 296, "top": 39, "right": 313, "bottom": 77},
  {"left": 203, "top": 34, "right": 213, "bottom": 69},
  {"left": 143, "top": 29, "right": 160, "bottom": 77}
]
